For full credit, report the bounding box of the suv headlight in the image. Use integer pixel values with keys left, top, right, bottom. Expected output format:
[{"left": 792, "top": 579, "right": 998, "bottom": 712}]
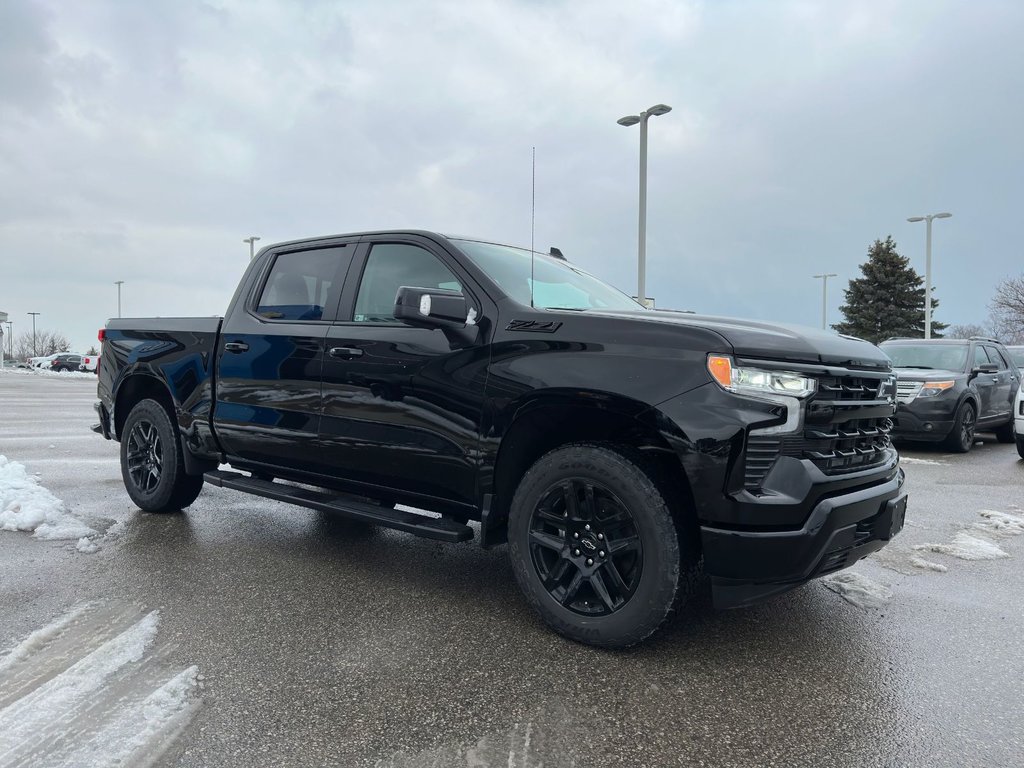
[
  {"left": 707, "top": 355, "right": 816, "bottom": 399},
  {"left": 917, "top": 380, "right": 955, "bottom": 397}
]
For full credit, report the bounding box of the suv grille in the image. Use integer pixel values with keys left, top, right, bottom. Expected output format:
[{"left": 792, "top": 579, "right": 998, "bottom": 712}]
[
  {"left": 896, "top": 380, "right": 923, "bottom": 404},
  {"left": 743, "top": 372, "right": 896, "bottom": 490}
]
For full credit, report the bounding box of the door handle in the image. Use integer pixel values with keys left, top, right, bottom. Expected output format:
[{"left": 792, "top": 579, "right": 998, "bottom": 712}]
[
  {"left": 224, "top": 341, "right": 249, "bottom": 353},
  {"left": 329, "top": 346, "right": 364, "bottom": 359}
]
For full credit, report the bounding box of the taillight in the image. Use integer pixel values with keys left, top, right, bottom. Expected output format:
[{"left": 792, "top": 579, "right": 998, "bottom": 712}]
[
  {"left": 98, "top": 328, "right": 106, "bottom": 342},
  {"left": 84, "top": 357, "right": 91, "bottom": 364}
]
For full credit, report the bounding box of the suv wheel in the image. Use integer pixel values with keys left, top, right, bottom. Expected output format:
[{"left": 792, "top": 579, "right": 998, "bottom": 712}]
[
  {"left": 943, "top": 402, "right": 977, "bottom": 453},
  {"left": 120, "top": 399, "right": 205, "bottom": 512},
  {"left": 507, "top": 444, "right": 699, "bottom": 648},
  {"left": 994, "top": 421, "right": 1015, "bottom": 444},
  {"left": 1017, "top": 434, "right": 1024, "bottom": 460}
]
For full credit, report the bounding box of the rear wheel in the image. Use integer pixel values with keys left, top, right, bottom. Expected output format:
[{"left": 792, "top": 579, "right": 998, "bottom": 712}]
[
  {"left": 994, "top": 421, "right": 1015, "bottom": 444},
  {"left": 1017, "top": 435, "right": 1024, "bottom": 460},
  {"left": 943, "top": 402, "right": 976, "bottom": 453},
  {"left": 508, "top": 443, "right": 699, "bottom": 648},
  {"left": 120, "top": 399, "right": 204, "bottom": 512}
]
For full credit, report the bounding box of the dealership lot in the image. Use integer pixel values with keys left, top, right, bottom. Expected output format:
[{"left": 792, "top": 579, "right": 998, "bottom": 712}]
[{"left": 1, "top": 373, "right": 1022, "bottom": 768}]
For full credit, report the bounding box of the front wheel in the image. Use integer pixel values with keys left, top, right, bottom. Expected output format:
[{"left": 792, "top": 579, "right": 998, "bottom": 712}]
[
  {"left": 1016, "top": 434, "right": 1024, "bottom": 460},
  {"left": 994, "top": 420, "right": 1015, "bottom": 444},
  {"left": 943, "top": 403, "right": 977, "bottom": 453},
  {"left": 120, "top": 399, "right": 204, "bottom": 512},
  {"left": 507, "top": 444, "right": 699, "bottom": 648}
]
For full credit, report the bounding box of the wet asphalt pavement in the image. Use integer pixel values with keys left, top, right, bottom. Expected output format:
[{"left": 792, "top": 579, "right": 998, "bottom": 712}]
[{"left": 1, "top": 373, "right": 1023, "bottom": 767}]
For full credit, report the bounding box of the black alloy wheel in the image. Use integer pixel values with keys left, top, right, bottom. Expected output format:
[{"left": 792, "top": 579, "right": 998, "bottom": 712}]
[
  {"left": 528, "top": 479, "right": 642, "bottom": 616},
  {"left": 120, "top": 398, "right": 205, "bottom": 512},
  {"left": 126, "top": 419, "right": 163, "bottom": 494},
  {"left": 508, "top": 443, "right": 700, "bottom": 648},
  {"left": 945, "top": 402, "right": 976, "bottom": 453}
]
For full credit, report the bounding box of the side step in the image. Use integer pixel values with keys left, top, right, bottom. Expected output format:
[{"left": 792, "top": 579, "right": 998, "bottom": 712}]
[{"left": 203, "top": 470, "right": 474, "bottom": 543}]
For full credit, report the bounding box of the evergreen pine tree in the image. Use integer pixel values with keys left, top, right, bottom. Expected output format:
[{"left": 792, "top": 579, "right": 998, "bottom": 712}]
[{"left": 833, "top": 236, "right": 946, "bottom": 344}]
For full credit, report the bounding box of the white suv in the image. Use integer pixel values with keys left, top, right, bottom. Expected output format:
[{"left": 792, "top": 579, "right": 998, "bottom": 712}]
[{"left": 1015, "top": 385, "right": 1024, "bottom": 459}]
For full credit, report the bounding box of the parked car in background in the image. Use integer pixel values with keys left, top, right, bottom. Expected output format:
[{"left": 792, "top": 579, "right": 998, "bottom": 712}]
[
  {"left": 880, "top": 337, "right": 1020, "bottom": 452},
  {"left": 2, "top": 360, "right": 31, "bottom": 369},
  {"left": 1007, "top": 345, "right": 1024, "bottom": 369},
  {"left": 29, "top": 355, "right": 59, "bottom": 369},
  {"left": 79, "top": 355, "right": 100, "bottom": 374},
  {"left": 49, "top": 354, "right": 83, "bottom": 372}
]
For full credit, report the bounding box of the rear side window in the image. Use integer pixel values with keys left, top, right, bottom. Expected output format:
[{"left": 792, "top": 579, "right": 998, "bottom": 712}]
[
  {"left": 352, "top": 244, "right": 462, "bottom": 323},
  {"left": 256, "top": 247, "right": 346, "bottom": 321}
]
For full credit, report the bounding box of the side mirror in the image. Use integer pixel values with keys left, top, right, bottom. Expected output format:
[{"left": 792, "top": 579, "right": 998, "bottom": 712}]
[
  {"left": 393, "top": 286, "right": 479, "bottom": 348},
  {"left": 972, "top": 363, "right": 999, "bottom": 375}
]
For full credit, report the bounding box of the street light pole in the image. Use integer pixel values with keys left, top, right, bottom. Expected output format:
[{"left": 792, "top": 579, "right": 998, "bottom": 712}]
[
  {"left": 812, "top": 273, "right": 838, "bottom": 330},
  {"left": 114, "top": 280, "right": 124, "bottom": 318},
  {"left": 243, "top": 236, "right": 261, "bottom": 261},
  {"left": 617, "top": 104, "right": 672, "bottom": 308},
  {"left": 27, "top": 312, "right": 40, "bottom": 356},
  {"left": 907, "top": 212, "right": 952, "bottom": 339},
  {"left": 5, "top": 321, "right": 12, "bottom": 359}
]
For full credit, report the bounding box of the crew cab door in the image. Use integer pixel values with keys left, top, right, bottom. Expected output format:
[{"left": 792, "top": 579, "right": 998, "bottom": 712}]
[
  {"left": 214, "top": 243, "right": 352, "bottom": 471},
  {"left": 320, "top": 237, "right": 490, "bottom": 507}
]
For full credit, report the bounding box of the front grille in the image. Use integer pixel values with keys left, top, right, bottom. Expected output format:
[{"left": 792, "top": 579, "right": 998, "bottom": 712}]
[
  {"left": 743, "top": 372, "right": 896, "bottom": 490},
  {"left": 896, "top": 380, "right": 922, "bottom": 404}
]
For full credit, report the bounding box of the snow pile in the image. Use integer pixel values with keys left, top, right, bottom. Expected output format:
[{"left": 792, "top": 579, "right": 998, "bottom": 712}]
[
  {"left": 76, "top": 537, "right": 100, "bottom": 554},
  {"left": 913, "top": 533, "right": 1009, "bottom": 561},
  {"left": 972, "top": 509, "right": 1024, "bottom": 538},
  {"left": 821, "top": 571, "right": 893, "bottom": 609},
  {"left": 0, "top": 455, "right": 96, "bottom": 540},
  {"left": 909, "top": 556, "right": 948, "bottom": 573},
  {"left": 898, "top": 456, "right": 946, "bottom": 466}
]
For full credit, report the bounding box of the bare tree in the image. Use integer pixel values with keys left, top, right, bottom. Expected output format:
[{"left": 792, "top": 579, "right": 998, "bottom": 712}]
[
  {"left": 13, "top": 330, "right": 71, "bottom": 359},
  {"left": 990, "top": 276, "right": 1024, "bottom": 344},
  {"left": 947, "top": 323, "right": 990, "bottom": 339}
]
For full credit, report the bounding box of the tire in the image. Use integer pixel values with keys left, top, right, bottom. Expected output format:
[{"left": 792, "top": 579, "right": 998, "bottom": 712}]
[
  {"left": 120, "top": 398, "right": 205, "bottom": 512},
  {"left": 507, "top": 443, "right": 699, "bottom": 648},
  {"left": 1017, "top": 435, "right": 1024, "bottom": 460},
  {"left": 994, "top": 420, "right": 1015, "bottom": 444},
  {"left": 943, "top": 402, "right": 977, "bottom": 453}
]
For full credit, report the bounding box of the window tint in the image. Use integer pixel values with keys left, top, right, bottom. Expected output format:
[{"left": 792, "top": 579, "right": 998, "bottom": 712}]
[
  {"left": 984, "top": 345, "right": 1009, "bottom": 370},
  {"left": 353, "top": 244, "right": 462, "bottom": 323},
  {"left": 256, "top": 247, "right": 345, "bottom": 321},
  {"left": 973, "top": 345, "right": 991, "bottom": 368}
]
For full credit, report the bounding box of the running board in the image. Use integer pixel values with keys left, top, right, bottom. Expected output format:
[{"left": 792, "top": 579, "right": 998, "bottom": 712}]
[{"left": 203, "top": 470, "right": 474, "bottom": 543}]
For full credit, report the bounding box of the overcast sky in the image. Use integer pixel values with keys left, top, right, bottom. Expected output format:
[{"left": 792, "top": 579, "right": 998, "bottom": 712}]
[{"left": 2, "top": 0, "right": 1022, "bottom": 353}]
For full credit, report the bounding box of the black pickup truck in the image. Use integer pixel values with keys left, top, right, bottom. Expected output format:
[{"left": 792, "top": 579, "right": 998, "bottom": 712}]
[{"left": 95, "top": 230, "right": 906, "bottom": 647}]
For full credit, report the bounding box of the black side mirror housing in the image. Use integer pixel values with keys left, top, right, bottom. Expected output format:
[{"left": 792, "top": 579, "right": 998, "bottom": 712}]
[
  {"left": 393, "top": 286, "right": 480, "bottom": 348},
  {"left": 972, "top": 363, "right": 999, "bottom": 375}
]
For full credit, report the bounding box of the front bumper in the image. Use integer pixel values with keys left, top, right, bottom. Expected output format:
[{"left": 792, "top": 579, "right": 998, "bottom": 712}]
[
  {"left": 704, "top": 467, "right": 907, "bottom": 608},
  {"left": 890, "top": 400, "right": 956, "bottom": 441}
]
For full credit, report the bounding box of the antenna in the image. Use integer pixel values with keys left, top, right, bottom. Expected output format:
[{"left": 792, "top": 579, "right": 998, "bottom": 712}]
[{"left": 530, "top": 146, "right": 536, "bottom": 308}]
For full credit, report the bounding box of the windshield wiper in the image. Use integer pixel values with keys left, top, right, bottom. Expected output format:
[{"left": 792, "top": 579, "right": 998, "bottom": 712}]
[{"left": 896, "top": 365, "right": 934, "bottom": 369}]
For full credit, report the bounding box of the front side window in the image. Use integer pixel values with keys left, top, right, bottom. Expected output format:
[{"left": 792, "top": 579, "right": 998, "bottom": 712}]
[
  {"left": 353, "top": 244, "right": 462, "bottom": 323},
  {"left": 983, "top": 346, "right": 1009, "bottom": 370},
  {"left": 453, "top": 239, "right": 642, "bottom": 311},
  {"left": 256, "top": 247, "right": 344, "bottom": 321},
  {"left": 973, "top": 346, "right": 991, "bottom": 368}
]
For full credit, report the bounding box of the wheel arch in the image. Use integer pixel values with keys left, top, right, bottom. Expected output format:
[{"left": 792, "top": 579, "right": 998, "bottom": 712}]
[
  {"left": 113, "top": 372, "right": 176, "bottom": 440},
  {"left": 487, "top": 393, "right": 697, "bottom": 539}
]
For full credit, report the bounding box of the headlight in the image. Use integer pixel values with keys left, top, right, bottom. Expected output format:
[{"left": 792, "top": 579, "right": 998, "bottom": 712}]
[
  {"left": 917, "top": 380, "right": 955, "bottom": 397},
  {"left": 707, "top": 355, "right": 816, "bottom": 399}
]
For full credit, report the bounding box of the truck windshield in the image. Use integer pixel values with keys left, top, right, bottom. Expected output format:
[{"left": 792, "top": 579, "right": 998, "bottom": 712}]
[
  {"left": 452, "top": 239, "right": 643, "bottom": 311},
  {"left": 882, "top": 344, "right": 968, "bottom": 371}
]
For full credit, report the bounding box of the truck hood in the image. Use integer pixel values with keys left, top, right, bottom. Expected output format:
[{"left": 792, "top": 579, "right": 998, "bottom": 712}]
[
  {"left": 583, "top": 309, "right": 892, "bottom": 370},
  {"left": 892, "top": 367, "right": 963, "bottom": 381}
]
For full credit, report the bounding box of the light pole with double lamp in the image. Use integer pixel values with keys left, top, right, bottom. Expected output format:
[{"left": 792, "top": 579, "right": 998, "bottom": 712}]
[
  {"left": 906, "top": 212, "right": 952, "bottom": 339},
  {"left": 812, "top": 273, "right": 838, "bottom": 330},
  {"left": 243, "top": 236, "right": 261, "bottom": 261},
  {"left": 617, "top": 104, "right": 672, "bottom": 309}
]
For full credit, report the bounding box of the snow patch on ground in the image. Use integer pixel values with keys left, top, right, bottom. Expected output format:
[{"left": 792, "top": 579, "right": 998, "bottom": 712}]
[
  {"left": 0, "top": 605, "right": 201, "bottom": 767},
  {"left": 972, "top": 509, "right": 1024, "bottom": 538},
  {"left": 821, "top": 571, "right": 893, "bottom": 609},
  {"left": 897, "top": 456, "right": 946, "bottom": 466},
  {"left": 909, "top": 556, "right": 948, "bottom": 573},
  {"left": 0, "top": 455, "right": 96, "bottom": 540},
  {"left": 913, "top": 533, "right": 1010, "bottom": 561},
  {"left": 76, "top": 537, "right": 99, "bottom": 554}
]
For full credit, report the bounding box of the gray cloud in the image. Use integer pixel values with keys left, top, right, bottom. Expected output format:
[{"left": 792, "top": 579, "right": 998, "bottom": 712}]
[{"left": 1, "top": 0, "right": 1022, "bottom": 352}]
